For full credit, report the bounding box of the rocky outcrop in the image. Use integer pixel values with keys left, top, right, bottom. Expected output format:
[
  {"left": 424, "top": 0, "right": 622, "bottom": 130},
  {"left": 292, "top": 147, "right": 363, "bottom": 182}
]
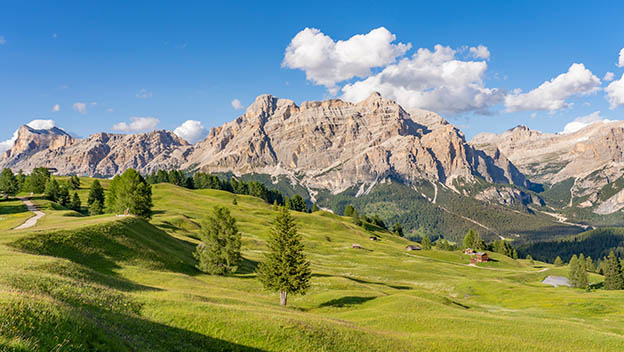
[
  {"left": 0, "top": 128, "right": 190, "bottom": 176},
  {"left": 184, "top": 93, "right": 527, "bottom": 193}
]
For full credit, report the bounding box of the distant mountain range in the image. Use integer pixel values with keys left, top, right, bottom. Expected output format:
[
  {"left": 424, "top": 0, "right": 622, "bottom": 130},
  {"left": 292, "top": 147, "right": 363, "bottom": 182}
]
[{"left": 3, "top": 93, "right": 624, "bottom": 240}]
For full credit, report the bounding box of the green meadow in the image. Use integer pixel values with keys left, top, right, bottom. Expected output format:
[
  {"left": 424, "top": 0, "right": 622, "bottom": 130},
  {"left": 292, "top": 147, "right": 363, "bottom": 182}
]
[{"left": 1, "top": 180, "right": 624, "bottom": 351}]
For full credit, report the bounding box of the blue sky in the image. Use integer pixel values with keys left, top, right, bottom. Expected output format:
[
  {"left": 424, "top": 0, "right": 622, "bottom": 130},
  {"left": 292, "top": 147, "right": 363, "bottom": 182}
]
[{"left": 1, "top": 0, "right": 623, "bottom": 148}]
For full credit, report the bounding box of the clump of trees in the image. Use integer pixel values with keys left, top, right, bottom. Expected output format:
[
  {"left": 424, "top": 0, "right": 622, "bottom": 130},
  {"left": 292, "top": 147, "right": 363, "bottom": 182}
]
[
  {"left": 421, "top": 236, "right": 432, "bottom": 250},
  {"left": 342, "top": 204, "right": 388, "bottom": 231},
  {"left": 106, "top": 169, "right": 153, "bottom": 218},
  {"left": 45, "top": 178, "right": 70, "bottom": 206},
  {"left": 194, "top": 206, "right": 242, "bottom": 275},
  {"left": 603, "top": 251, "right": 624, "bottom": 290},
  {"left": 462, "top": 229, "right": 486, "bottom": 251},
  {"left": 258, "top": 207, "right": 311, "bottom": 306},
  {"left": 568, "top": 254, "right": 589, "bottom": 289},
  {"left": 0, "top": 168, "right": 19, "bottom": 200}
]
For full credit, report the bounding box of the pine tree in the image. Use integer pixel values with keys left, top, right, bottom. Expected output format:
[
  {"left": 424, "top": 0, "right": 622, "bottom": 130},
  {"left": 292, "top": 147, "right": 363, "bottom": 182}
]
[
  {"left": 576, "top": 254, "right": 589, "bottom": 289},
  {"left": 272, "top": 200, "right": 278, "bottom": 211},
  {"left": 57, "top": 183, "right": 70, "bottom": 207},
  {"left": 44, "top": 178, "right": 61, "bottom": 202},
  {"left": 70, "top": 192, "right": 81, "bottom": 211},
  {"left": 604, "top": 251, "right": 624, "bottom": 290},
  {"left": 421, "top": 236, "right": 432, "bottom": 250},
  {"left": 343, "top": 205, "right": 355, "bottom": 217},
  {"left": 87, "top": 180, "right": 105, "bottom": 214},
  {"left": 568, "top": 254, "right": 579, "bottom": 287},
  {"left": 68, "top": 175, "right": 81, "bottom": 190},
  {"left": 89, "top": 199, "right": 103, "bottom": 216},
  {"left": 258, "top": 207, "right": 311, "bottom": 306},
  {"left": 585, "top": 256, "right": 595, "bottom": 272},
  {"left": 393, "top": 222, "right": 404, "bottom": 237},
  {"left": 526, "top": 254, "right": 534, "bottom": 266},
  {"left": 462, "top": 229, "right": 481, "bottom": 250},
  {"left": 16, "top": 170, "right": 25, "bottom": 193},
  {"left": 194, "top": 206, "right": 242, "bottom": 275},
  {"left": 554, "top": 256, "right": 564, "bottom": 266},
  {"left": 106, "top": 169, "right": 153, "bottom": 218}
]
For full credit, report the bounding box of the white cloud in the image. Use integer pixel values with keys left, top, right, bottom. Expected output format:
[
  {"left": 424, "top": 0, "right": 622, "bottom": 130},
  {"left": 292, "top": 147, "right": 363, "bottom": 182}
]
[
  {"left": 283, "top": 27, "right": 410, "bottom": 93},
  {"left": 136, "top": 88, "right": 152, "bottom": 99},
  {"left": 618, "top": 48, "right": 624, "bottom": 68},
  {"left": 561, "top": 111, "right": 612, "bottom": 134},
  {"left": 0, "top": 36, "right": 5, "bottom": 45},
  {"left": 72, "top": 102, "right": 87, "bottom": 114},
  {"left": 106, "top": 108, "right": 114, "bottom": 112},
  {"left": 604, "top": 72, "right": 615, "bottom": 82},
  {"left": 341, "top": 44, "right": 502, "bottom": 114},
  {"left": 112, "top": 117, "right": 160, "bottom": 132},
  {"left": 52, "top": 104, "right": 60, "bottom": 112},
  {"left": 173, "top": 120, "right": 207, "bottom": 144},
  {"left": 504, "top": 63, "right": 601, "bottom": 112},
  {"left": 231, "top": 99, "right": 243, "bottom": 110},
  {"left": 469, "top": 45, "right": 490, "bottom": 60},
  {"left": 0, "top": 120, "right": 56, "bottom": 153},
  {"left": 52, "top": 33, "right": 57, "bottom": 38},
  {"left": 605, "top": 73, "right": 624, "bottom": 109}
]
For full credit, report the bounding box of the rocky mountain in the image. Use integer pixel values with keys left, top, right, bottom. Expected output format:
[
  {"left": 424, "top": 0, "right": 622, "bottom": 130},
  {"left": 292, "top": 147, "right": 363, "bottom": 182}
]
[
  {"left": 472, "top": 122, "right": 624, "bottom": 214},
  {"left": 184, "top": 92, "right": 527, "bottom": 196},
  {"left": 0, "top": 127, "right": 191, "bottom": 176}
]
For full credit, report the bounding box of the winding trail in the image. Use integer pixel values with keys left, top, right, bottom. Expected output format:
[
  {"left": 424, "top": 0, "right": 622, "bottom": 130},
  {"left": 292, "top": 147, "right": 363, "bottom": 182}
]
[{"left": 14, "top": 197, "right": 45, "bottom": 230}]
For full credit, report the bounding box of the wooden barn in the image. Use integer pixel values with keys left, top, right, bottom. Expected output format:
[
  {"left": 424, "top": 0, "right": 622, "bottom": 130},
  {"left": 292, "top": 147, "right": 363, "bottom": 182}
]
[
  {"left": 470, "top": 252, "right": 489, "bottom": 264},
  {"left": 369, "top": 236, "right": 379, "bottom": 241},
  {"left": 405, "top": 245, "right": 421, "bottom": 251},
  {"left": 352, "top": 244, "right": 363, "bottom": 249}
]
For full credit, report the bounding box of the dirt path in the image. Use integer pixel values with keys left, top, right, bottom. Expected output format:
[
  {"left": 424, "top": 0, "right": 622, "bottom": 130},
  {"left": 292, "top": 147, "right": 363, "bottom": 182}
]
[{"left": 14, "top": 197, "right": 45, "bottom": 230}]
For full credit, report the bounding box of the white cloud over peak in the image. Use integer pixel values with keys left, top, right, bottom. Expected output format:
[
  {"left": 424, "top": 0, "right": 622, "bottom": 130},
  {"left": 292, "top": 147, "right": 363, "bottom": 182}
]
[
  {"left": 136, "top": 88, "right": 152, "bottom": 99},
  {"left": 618, "top": 48, "right": 624, "bottom": 68},
  {"left": 72, "top": 102, "right": 87, "bottom": 114},
  {"left": 231, "top": 99, "right": 244, "bottom": 110},
  {"left": 283, "top": 27, "right": 410, "bottom": 93},
  {"left": 52, "top": 104, "right": 60, "bottom": 112},
  {"left": 468, "top": 45, "right": 490, "bottom": 60},
  {"left": 341, "top": 44, "right": 502, "bottom": 114},
  {"left": 0, "top": 120, "right": 57, "bottom": 153},
  {"left": 605, "top": 73, "right": 624, "bottom": 109},
  {"left": 173, "top": 120, "right": 208, "bottom": 144},
  {"left": 112, "top": 117, "right": 159, "bottom": 132},
  {"left": 561, "top": 111, "right": 612, "bottom": 134},
  {"left": 504, "top": 63, "right": 601, "bottom": 112},
  {"left": 604, "top": 72, "right": 615, "bottom": 82}
]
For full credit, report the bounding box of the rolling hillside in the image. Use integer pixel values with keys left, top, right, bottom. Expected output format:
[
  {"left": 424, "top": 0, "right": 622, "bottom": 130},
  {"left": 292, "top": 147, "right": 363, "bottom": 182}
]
[{"left": 1, "top": 182, "right": 624, "bottom": 351}]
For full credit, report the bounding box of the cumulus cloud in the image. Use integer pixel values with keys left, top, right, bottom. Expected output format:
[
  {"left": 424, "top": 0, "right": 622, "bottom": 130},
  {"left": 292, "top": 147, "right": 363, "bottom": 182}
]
[
  {"left": 0, "top": 120, "right": 57, "bottom": 153},
  {"left": 605, "top": 73, "right": 624, "bottom": 109},
  {"left": 618, "top": 48, "right": 624, "bottom": 68},
  {"left": 231, "top": 99, "right": 244, "bottom": 110},
  {"left": 341, "top": 44, "right": 502, "bottom": 114},
  {"left": 604, "top": 72, "right": 615, "bottom": 82},
  {"left": 72, "top": 102, "right": 87, "bottom": 114},
  {"left": 173, "top": 120, "right": 208, "bottom": 144},
  {"left": 52, "top": 104, "right": 60, "bottom": 112},
  {"left": 0, "top": 36, "right": 6, "bottom": 45},
  {"left": 283, "top": 27, "right": 410, "bottom": 93},
  {"left": 504, "top": 63, "right": 601, "bottom": 112},
  {"left": 469, "top": 45, "right": 490, "bottom": 60},
  {"left": 136, "top": 88, "right": 152, "bottom": 99},
  {"left": 112, "top": 117, "right": 160, "bottom": 132},
  {"left": 561, "top": 111, "right": 612, "bottom": 134}
]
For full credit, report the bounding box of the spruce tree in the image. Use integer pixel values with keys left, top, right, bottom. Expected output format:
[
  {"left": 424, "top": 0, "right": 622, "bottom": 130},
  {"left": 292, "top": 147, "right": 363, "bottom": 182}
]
[
  {"left": 194, "top": 206, "right": 242, "bottom": 275},
  {"left": 576, "top": 254, "right": 589, "bottom": 289},
  {"left": 554, "top": 256, "right": 564, "bottom": 266},
  {"left": 0, "top": 168, "right": 19, "bottom": 200},
  {"left": 526, "top": 254, "right": 534, "bottom": 266},
  {"left": 421, "top": 236, "right": 432, "bottom": 250},
  {"left": 70, "top": 192, "right": 81, "bottom": 211},
  {"left": 68, "top": 175, "right": 81, "bottom": 190},
  {"left": 87, "top": 179, "right": 105, "bottom": 213},
  {"left": 343, "top": 205, "right": 355, "bottom": 217},
  {"left": 258, "top": 207, "right": 311, "bottom": 306},
  {"left": 463, "top": 229, "right": 481, "bottom": 249},
  {"left": 44, "top": 178, "right": 60, "bottom": 202},
  {"left": 106, "top": 169, "right": 153, "bottom": 218},
  {"left": 604, "top": 251, "right": 624, "bottom": 290},
  {"left": 568, "top": 254, "right": 579, "bottom": 287}
]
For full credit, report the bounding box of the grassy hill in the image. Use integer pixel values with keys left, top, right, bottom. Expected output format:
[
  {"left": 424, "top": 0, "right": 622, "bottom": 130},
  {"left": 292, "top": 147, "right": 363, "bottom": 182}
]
[{"left": 1, "top": 181, "right": 624, "bottom": 351}]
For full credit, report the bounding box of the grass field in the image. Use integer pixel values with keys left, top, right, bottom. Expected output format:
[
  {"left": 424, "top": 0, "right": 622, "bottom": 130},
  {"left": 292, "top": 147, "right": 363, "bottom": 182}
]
[{"left": 1, "top": 180, "right": 623, "bottom": 351}]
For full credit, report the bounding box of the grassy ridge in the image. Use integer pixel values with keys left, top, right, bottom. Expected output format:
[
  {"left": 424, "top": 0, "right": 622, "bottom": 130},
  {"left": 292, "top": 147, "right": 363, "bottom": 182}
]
[{"left": 0, "top": 182, "right": 623, "bottom": 350}]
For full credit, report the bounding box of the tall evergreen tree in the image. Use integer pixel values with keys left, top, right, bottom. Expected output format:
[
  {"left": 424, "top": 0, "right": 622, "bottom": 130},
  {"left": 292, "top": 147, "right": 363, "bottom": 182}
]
[
  {"left": 24, "top": 167, "right": 50, "bottom": 194},
  {"left": 194, "top": 206, "right": 242, "bottom": 275},
  {"left": 44, "top": 178, "right": 61, "bottom": 202},
  {"left": 258, "top": 207, "right": 311, "bottom": 306},
  {"left": 554, "top": 256, "right": 564, "bottom": 266},
  {"left": 16, "top": 170, "right": 25, "bottom": 193},
  {"left": 343, "top": 205, "right": 355, "bottom": 217},
  {"left": 106, "top": 169, "right": 153, "bottom": 218},
  {"left": 70, "top": 192, "right": 81, "bottom": 211},
  {"left": 576, "top": 254, "right": 589, "bottom": 289},
  {"left": 526, "top": 254, "right": 534, "bottom": 266},
  {"left": 421, "top": 236, "right": 432, "bottom": 250},
  {"left": 463, "top": 229, "right": 482, "bottom": 250},
  {"left": 604, "top": 251, "right": 624, "bottom": 290},
  {"left": 68, "top": 175, "right": 81, "bottom": 190},
  {"left": 393, "top": 222, "right": 404, "bottom": 237},
  {"left": 568, "top": 254, "right": 579, "bottom": 287}
]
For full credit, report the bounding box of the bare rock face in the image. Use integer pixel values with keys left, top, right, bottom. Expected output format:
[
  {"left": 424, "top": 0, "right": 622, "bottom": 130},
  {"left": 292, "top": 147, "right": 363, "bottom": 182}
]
[
  {"left": 185, "top": 93, "right": 527, "bottom": 193},
  {"left": 0, "top": 127, "right": 190, "bottom": 176},
  {"left": 472, "top": 122, "right": 624, "bottom": 213}
]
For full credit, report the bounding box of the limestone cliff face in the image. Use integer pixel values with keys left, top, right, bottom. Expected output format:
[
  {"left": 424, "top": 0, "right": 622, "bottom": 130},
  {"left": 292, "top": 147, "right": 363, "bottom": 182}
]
[
  {"left": 471, "top": 122, "right": 624, "bottom": 213},
  {"left": 0, "top": 127, "right": 190, "bottom": 176},
  {"left": 184, "top": 93, "right": 526, "bottom": 193}
]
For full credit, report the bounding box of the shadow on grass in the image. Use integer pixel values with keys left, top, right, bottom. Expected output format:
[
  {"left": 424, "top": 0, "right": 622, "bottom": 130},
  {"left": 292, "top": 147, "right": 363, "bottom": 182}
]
[
  {"left": 0, "top": 202, "right": 28, "bottom": 215},
  {"left": 313, "top": 273, "right": 412, "bottom": 290},
  {"left": 237, "top": 257, "right": 259, "bottom": 275},
  {"left": 319, "top": 296, "right": 377, "bottom": 308}
]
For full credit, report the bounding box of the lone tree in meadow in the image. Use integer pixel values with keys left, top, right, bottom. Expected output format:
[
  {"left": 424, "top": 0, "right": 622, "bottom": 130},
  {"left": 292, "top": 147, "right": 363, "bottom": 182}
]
[
  {"left": 421, "top": 236, "right": 432, "bottom": 250},
  {"left": 568, "top": 254, "right": 588, "bottom": 289},
  {"left": 258, "top": 206, "right": 311, "bottom": 306},
  {"left": 0, "top": 168, "right": 19, "bottom": 200},
  {"left": 554, "top": 256, "right": 564, "bottom": 266},
  {"left": 194, "top": 206, "right": 242, "bottom": 275},
  {"left": 603, "top": 251, "right": 624, "bottom": 290},
  {"left": 87, "top": 179, "right": 105, "bottom": 215},
  {"left": 106, "top": 169, "right": 153, "bottom": 218}
]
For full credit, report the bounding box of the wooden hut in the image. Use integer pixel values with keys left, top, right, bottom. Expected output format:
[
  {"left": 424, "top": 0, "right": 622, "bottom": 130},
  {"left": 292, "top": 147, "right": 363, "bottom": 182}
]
[
  {"left": 369, "top": 236, "right": 379, "bottom": 241},
  {"left": 405, "top": 245, "right": 421, "bottom": 251},
  {"left": 352, "top": 244, "right": 363, "bottom": 249},
  {"left": 470, "top": 252, "right": 489, "bottom": 263}
]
